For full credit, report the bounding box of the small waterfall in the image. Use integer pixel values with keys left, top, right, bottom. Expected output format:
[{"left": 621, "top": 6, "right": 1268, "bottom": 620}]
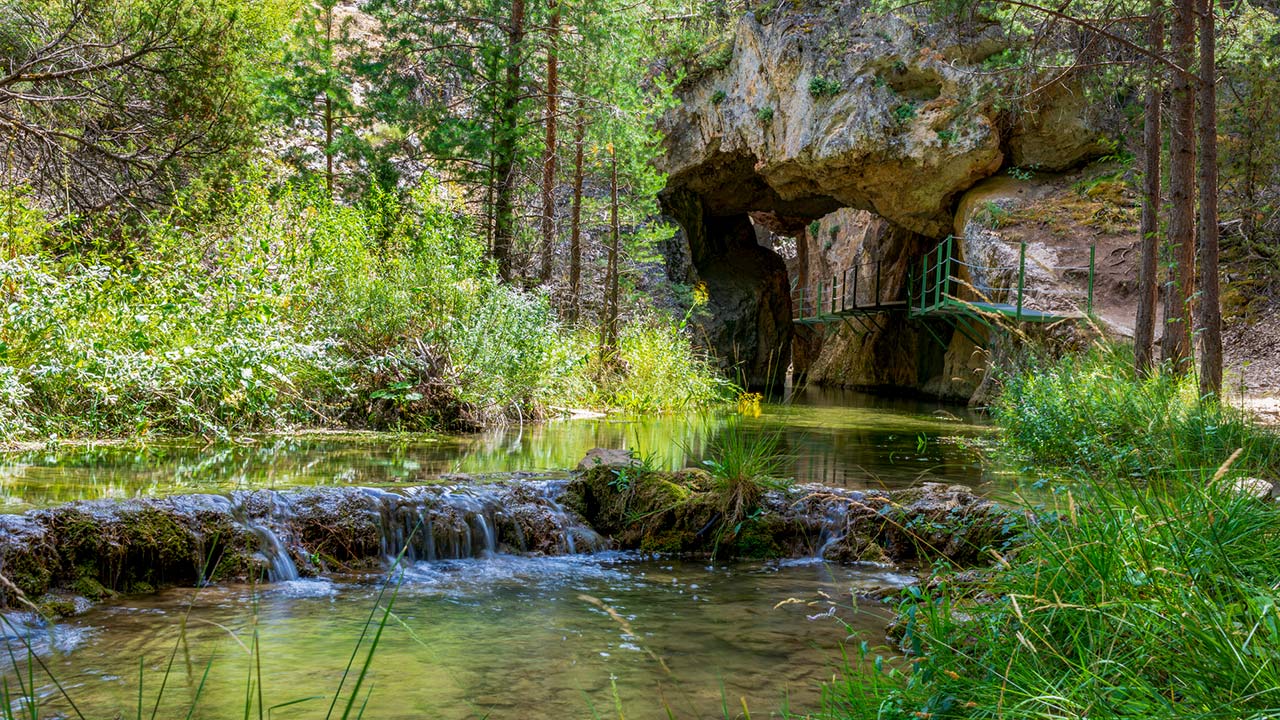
[
  {"left": 813, "top": 503, "right": 850, "bottom": 559},
  {"left": 473, "top": 515, "right": 496, "bottom": 557},
  {"left": 228, "top": 493, "right": 300, "bottom": 582},
  {"left": 349, "top": 481, "right": 603, "bottom": 568}
]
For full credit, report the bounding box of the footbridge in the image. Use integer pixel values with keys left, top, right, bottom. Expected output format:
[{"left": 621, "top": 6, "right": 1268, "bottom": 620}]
[{"left": 792, "top": 237, "right": 1096, "bottom": 348}]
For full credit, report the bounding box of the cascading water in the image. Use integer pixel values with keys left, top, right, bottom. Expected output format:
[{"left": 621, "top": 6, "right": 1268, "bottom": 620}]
[
  {"left": 227, "top": 493, "right": 301, "bottom": 582},
  {"left": 218, "top": 480, "right": 607, "bottom": 584},
  {"left": 813, "top": 503, "right": 850, "bottom": 559}
]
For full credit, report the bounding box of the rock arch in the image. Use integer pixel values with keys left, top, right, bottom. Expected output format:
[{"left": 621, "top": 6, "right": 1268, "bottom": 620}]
[{"left": 657, "top": 6, "right": 1105, "bottom": 397}]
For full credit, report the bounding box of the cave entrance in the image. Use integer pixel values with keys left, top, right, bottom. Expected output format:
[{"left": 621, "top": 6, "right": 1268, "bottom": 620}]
[{"left": 661, "top": 184, "right": 982, "bottom": 400}]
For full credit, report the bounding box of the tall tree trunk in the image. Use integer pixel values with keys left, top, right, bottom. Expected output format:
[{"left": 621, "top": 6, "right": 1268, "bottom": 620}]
[
  {"left": 493, "top": 0, "right": 526, "bottom": 282},
  {"left": 568, "top": 105, "right": 586, "bottom": 324},
  {"left": 1197, "top": 0, "right": 1222, "bottom": 397},
  {"left": 601, "top": 145, "right": 620, "bottom": 361},
  {"left": 537, "top": 0, "right": 560, "bottom": 284},
  {"left": 1135, "top": 0, "right": 1163, "bottom": 375},
  {"left": 1162, "top": 0, "right": 1196, "bottom": 370},
  {"left": 323, "top": 3, "right": 335, "bottom": 199}
]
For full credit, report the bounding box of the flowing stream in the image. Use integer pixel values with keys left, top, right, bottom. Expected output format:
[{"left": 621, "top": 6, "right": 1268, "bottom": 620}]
[{"left": 0, "top": 388, "right": 1004, "bottom": 718}]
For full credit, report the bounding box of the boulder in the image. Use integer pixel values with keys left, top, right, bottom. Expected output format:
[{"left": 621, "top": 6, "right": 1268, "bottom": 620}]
[{"left": 576, "top": 447, "right": 638, "bottom": 472}]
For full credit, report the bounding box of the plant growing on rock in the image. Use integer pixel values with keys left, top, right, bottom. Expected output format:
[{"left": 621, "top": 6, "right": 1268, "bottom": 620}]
[
  {"left": 756, "top": 105, "right": 775, "bottom": 124},
  {"left": 891, "top": 102, "right": 916, "bottom": 123},
  {"left": 1006, "top": 164, "right": 1039, "bottom": 181},
  {"left": 701, "top": 420, "right": 791, "bottom": 533},
  {"left": 808, "top": 76, "right": 841, "bottom": 98}
]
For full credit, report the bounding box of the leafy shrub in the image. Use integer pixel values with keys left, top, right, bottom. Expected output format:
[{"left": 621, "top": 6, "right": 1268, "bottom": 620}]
[
  {"left": 545, "top": 317, "right": 735, "bottom": 415},
  {"left": 0, "top": 178, "right": 728, "bottom": 441},
  {"left": 995, "top": 343, "right": 1279, "bottom": 479},
  {"left": 808, "top": 76, "right": 842, "bottom": 98},
  {"left": 757, "top": 105, "right": 775, "bottom": 124}
]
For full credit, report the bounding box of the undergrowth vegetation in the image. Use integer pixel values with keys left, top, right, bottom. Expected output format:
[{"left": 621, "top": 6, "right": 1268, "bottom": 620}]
[
  {"left": 816, "top": 344, "right": 1280, "bottom": 719},
  {"left": 0, "top": 181, "right": 731, "bottom": 443},
  {"left": 994, "top": 343, "right": 1279, "bottom": 479}
]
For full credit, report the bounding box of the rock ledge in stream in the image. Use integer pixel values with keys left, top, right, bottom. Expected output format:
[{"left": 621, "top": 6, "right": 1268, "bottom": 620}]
[
  {"left": 0, "top": 482, "right": 599, "bottom": 611},
  {"left": 0, "top": 456, "right": 1017, "bottom": 613},
  {"left": 564, "top": 460, "right": 1015, "bottom": 564}
]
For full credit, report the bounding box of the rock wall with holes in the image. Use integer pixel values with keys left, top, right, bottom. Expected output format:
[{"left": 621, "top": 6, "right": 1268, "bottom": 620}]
[{"left": 657, "top": 3, "right": 1111, "bottom": 401}]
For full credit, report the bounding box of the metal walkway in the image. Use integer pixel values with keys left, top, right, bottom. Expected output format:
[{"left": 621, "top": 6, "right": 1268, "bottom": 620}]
[{"left": 792, "top": 236, "right": 1096, "bottom": 346}]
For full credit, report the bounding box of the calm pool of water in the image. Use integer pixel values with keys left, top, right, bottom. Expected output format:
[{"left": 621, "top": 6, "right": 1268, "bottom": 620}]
[{"left": 0, "top": 387, "right": 999, "bottom": 513}]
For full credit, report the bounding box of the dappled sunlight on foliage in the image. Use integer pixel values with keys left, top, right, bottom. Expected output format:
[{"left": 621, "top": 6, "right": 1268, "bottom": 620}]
[{"left": 0, "top": 179, "right": 726, "bottom": 442}]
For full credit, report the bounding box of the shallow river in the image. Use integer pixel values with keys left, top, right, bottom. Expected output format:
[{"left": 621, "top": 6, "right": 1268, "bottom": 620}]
[
  {"left": 0, "top": 387, "right": 998, "bottom": 513},
  {"left": 1, "top": 388, "right": 1003, "bottom": 718}
]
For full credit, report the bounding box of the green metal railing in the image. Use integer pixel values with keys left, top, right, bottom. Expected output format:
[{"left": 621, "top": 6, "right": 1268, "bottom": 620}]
[
  {"left": 790, "top": 257, "right": 901, "bottom": 322},
  {"left": 798, "top": 236, "right": 1097, "bottom": 327}
]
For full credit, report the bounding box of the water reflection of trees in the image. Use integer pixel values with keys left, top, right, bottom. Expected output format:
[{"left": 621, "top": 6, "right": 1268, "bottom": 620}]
[{"left": 0, "top": 392, "right": 994, "bottom": 510}]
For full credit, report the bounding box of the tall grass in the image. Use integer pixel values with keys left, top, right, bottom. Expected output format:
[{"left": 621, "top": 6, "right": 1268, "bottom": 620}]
[
  {"left": 700, "top": 419, "right": 791, "bottom": 538},
  {"left": 993, "top": 343, "right": 1279, "bottom": 479},
  {"left": 812, "top": 345, "right": 1280, "bottom": 719},
  {"left": 0, "top": 180, "right": 728, "bottom": 442}
]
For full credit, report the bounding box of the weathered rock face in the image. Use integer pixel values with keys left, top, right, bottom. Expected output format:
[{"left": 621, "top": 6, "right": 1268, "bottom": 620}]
[
  {"left": 952, "top": 168, "right": 1141, "bottom": 340},
  {"left": 659, "top": 9, "right": 1007, "bottom": 238},
  {"left": 788, "top": 208, "right": 986, "bottom": 399},
  {"left": 658, "top": 3, "right": 1108, "bottom": 398}
]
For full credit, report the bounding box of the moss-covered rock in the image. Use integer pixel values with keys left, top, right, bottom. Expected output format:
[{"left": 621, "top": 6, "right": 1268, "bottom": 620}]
[
  {"left": 567, "top": 465, "right": 732, "bottom": 554},
  {"left": 289, "top": 489, "right": 384, "bottom": 569},
  {"left": 567, "top": 459, "right": 1017, "bottom": 566},
  {"left": 863, "top": 484, "right": 1017, "bottom": 565},
  {"left": 0, "top": 515, "right": 59, "bottom": 604}
]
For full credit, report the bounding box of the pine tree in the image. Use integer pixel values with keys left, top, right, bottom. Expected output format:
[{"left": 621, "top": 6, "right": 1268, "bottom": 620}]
[{"left": 1135, "top": 0, "right": 1163, "bottom": 375}]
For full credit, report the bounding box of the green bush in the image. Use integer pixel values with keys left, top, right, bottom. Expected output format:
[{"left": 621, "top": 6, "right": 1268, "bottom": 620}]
[
  {"left": 0, "top": 179, "right": 728, "bottom": 441},
  {"left": 994, "top": 344, "right": 1279, "bottom": 480},
  {"left": 545, "top": 318, "right": 734, "bottom": 415},
  {"left": 808, "top": 76, "right": 841, "bottom": 98}
]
